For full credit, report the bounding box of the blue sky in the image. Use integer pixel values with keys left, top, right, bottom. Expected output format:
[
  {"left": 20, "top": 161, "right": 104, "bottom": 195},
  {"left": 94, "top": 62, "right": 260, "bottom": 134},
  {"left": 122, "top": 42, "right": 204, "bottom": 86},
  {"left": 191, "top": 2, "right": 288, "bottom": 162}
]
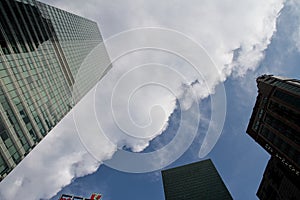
[
  {"left": 1, "top": 1, "right": 300, "bottom": 200},
  {"left": 49, "top": 1, "right": 299, "bottom": 200}
]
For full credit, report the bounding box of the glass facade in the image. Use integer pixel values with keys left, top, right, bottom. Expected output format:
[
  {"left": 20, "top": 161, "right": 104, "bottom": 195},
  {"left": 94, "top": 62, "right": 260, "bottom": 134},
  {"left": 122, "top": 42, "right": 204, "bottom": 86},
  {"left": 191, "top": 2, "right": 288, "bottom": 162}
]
[
  {"left": 161, "top": 159, "right": 233, "bottom": 200},
  {"left": 0, "top": 0, "right": 110, "bottom": 180}
]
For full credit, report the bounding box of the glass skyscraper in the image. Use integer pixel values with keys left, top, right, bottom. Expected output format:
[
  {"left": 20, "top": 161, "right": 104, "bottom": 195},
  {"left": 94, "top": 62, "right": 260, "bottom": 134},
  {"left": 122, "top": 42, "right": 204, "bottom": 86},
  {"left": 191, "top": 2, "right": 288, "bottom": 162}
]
[
  {"left": 0, "top": 0, "right": 111, "bottom": 180},
  {"left": 161, "top": 159, "right": 233, "bottom": 200}
]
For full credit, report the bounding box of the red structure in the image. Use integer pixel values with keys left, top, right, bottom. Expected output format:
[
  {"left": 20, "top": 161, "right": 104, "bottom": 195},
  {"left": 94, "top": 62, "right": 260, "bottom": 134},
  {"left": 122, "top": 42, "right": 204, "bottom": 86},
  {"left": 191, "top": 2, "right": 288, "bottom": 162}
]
[{"left": 59, "top": 193, "right": 101, "bottom": 200}]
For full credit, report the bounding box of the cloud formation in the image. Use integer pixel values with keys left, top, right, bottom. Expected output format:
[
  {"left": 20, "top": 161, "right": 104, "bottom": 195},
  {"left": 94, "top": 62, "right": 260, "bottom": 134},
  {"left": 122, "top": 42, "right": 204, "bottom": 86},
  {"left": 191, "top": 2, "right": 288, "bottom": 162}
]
[
  {"left": 287, "top": 0, "right": 300, "bottom": 52},
  {"left": 0, "top": 0, "right": 285, "bottom": 199},
  {"left": 43, "top": 0, "right": 284, "bottom": 76}
]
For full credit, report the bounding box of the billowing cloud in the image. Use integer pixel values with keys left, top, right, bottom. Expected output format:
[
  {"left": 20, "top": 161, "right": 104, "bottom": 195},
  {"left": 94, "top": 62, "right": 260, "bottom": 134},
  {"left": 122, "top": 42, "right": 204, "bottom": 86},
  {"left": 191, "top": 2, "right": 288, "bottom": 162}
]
[
  {"left": 0, "top": 0, "right": 285, "bottom": 199},
  {"left": 43, "top": 0, "right": 284, "bottom": 76},
  {"left": 287, "top": 0, "right": 300, "bottom": 52}
]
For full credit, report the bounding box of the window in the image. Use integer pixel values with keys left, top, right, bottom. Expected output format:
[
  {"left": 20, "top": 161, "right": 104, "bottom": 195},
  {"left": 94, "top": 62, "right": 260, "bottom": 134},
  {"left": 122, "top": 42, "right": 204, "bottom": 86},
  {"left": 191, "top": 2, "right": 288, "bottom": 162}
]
[
  {"left": 0, "top": 154, "right": 8, "bottom": 174},
  {"left": 273, "top": 90, "right": 300, "bottom": 110}
]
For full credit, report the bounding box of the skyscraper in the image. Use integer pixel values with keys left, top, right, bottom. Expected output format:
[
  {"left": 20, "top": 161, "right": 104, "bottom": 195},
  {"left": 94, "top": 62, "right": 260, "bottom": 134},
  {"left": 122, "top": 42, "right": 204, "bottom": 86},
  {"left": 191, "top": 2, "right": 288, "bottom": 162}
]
[
  {"left": 0, "top": 0, "right": 111, "bottom": 180},
  {"left": 246, "top": 74, "right": 300, "bottom": 199},
  {"left": 246, "top": 74, "right": 300, "bottom": 176},
  {"left": 257, "top": 156, "right": 300, "bottom": 200},
  {"left": 161, "top": 159, "right": 233, "bottom": 200}
]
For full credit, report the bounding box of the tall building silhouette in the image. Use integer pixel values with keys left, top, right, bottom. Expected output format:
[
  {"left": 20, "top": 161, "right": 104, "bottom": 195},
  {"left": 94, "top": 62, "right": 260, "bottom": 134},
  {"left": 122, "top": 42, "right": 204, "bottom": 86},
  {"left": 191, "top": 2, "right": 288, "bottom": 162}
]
[
  {"left": 161, "top": 159, "right": 232, "bottom": 200},
  {"left": 0, "top": 0, "right": 111, "bottom": 180},
  {"left": 246, "top": 74, "right": 300, "bottom": 199},
  {"left": 247, "top": 74, "right": 300, "bottom": 175},
  {"left": 257, "top": 156, "right": 300, "bottom": 200}
]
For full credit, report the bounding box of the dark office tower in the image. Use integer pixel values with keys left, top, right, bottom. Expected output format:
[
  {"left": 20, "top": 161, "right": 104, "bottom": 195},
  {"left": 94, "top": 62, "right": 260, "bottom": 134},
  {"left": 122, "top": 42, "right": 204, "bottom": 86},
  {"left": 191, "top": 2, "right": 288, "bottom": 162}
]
[
  {"left": 161, "top": 159, "right": 233, "bottom": 200},
  {"left": 246, "top": 74, "right": 300, "bottom": 176},
  {"left": 0, "top": 0, "right": 111, "bottom": 180},
  {"left": 257, "top": 156, "right": 300, "bottom": 200}
]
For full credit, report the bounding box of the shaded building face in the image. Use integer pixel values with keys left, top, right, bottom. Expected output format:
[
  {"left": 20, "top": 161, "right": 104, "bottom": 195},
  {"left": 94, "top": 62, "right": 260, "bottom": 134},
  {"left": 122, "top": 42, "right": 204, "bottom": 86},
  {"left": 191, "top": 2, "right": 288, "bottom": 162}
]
[
  {"left": 0, "top": 0, "right": 54, "bottom": 55},
  {"left": 257, "top": 156, "right": 300, "bottom": 200},
  {"left": 246, "top": 75, "right": 300, "bottom": 176},
  {"left": 0, "top": 0, "right": 110, "bottom": 180},
  {"left": 161, "top": 159, "right": 232, "bottom": 200}
]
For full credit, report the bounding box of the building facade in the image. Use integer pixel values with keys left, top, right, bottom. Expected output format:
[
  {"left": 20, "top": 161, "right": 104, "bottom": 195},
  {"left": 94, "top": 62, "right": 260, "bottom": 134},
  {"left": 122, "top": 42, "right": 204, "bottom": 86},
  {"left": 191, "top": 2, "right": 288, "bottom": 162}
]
[
  {"left": 246, "top": 74, "right": 300, "bottom": 176},
  {"left": 257, "top": 156, "right": 300, "bottom": 200},
  {"left": 161, "top": 159, "right": 232, "bottom": 200},
  {"left": 0, "top": 0, "right": 111, "bottom": 180}
]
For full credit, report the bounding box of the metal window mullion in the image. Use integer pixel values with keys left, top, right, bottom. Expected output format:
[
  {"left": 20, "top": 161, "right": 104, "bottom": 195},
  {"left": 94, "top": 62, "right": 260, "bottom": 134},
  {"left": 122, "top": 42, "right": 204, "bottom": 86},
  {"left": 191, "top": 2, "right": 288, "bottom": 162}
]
[
  {"left": 0, "top": 23, "right": 46, "bottom": 140},
  {"left": 5, "top": 0, "right": 56, "bottom": 128},
  {"left": 22, "top": 0, "right": 70, "bottom": 117},
  {"left": 3, "top": 57, "right": 45, "bottom": 140},
  {"left": 35, "top": 1, "right": 75, "bottom": 87},
  {"left": 0, "top": 62, "right": 36, "bottom": 147},
  {"left": 0, "top": 99, "right": 25, "bottom": 160},
  {"left": 11, "top": 0, "right": 59, "bottom": 126},
  {"left": 0, "top": 138, "right": 14, "bottom": 177},
  {"left": 18, "top": 0, "right": 64, "bottom": 107},
  {"left": 17, "top": 0, "right": 64, "bottom": 121},
  {"left": 0, "top": 37, "right": 39, "bottom": 146},
  {"left": 0, "top": 9, "right": 48, "bottom": 138},
  {"left": 31, "top": 0, "right": 75, "bottom": 86}
]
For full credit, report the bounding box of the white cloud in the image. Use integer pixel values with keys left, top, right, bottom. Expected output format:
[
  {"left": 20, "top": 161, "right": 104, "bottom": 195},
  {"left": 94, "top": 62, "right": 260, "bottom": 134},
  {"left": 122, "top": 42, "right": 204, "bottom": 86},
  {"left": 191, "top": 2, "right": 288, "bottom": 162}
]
[
  {"left": 0, "top": 0, "right": 285, "bottom": 199},
  {"left": 288, "top": 0, "right": 300, "bottom": 52},
  {"left": 42, "top": 0, "right": 284, "bottom": 76}
]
